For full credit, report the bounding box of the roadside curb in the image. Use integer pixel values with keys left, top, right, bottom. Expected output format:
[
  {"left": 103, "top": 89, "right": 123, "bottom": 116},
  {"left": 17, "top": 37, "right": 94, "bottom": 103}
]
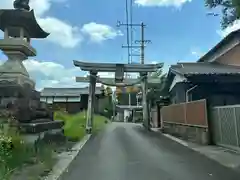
[
  {"left": 44, "top": 134, "right": 91, "bottom": 180},
  {"left": 162, "top": 133, "right": 190, "bottom": 148},
  {"left": 151, "top": 129, "right": 240, "bottom": 171},
  {"left": 151, "top": 128, "right": 192, "bottom": 148}
]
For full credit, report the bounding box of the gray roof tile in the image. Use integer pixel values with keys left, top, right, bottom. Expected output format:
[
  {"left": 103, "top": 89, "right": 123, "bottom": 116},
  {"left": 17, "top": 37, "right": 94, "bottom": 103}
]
[{"left": 170, "top": 62, "right": 240, "bottom": 76}]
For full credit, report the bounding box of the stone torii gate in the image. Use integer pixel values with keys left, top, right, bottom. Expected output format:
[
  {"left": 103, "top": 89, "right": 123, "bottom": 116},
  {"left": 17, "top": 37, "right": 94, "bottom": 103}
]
[{"left": 73, "top": 60, "right": 162, "bottom": 133}]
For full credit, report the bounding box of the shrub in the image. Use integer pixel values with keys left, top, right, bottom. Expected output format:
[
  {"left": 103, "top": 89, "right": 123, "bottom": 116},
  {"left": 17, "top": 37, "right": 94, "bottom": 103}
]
[
  {"left": 0, "top": 135, "right": 13, "bottom": 158},
  {"left": 54, "top": 111, "right": 110, "bottom": 139},
  {"left": 54, "top": 111, "right": 87, "bottom": 141}
]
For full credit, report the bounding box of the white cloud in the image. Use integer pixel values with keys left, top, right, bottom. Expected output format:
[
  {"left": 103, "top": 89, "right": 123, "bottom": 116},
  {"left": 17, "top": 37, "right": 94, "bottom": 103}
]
[
  {"left": 190, "top": 48, "right": 203, "bottom": 58},
  {"left": 135, "top": 0, "right": 192, "bottom": 7},
  {"left": 23, "top": 60, "right": 113, "bottom": 90},
  {"left": 81, "top": 22, "right": 123, "bottom": 43},
  {"left": 0, "top": 1, "right": 122, "bottom": 47},
  {"left": 37, "top": 17, "right": 82, "bottom": 48},
  {"left": 0, "top": 0, "right": 82, "bottom": 48},
  {"left": 151, "top": 61, "right": 158, "bottom": 64},
  {"left": 98, "top": 72, "right": 115, "bottom": 78},
  {"left": 23, "top": 59, "right": 84, "bottom": 90},
  {"left": 217, "top": 20, "right": 240, "bottom": 38}
]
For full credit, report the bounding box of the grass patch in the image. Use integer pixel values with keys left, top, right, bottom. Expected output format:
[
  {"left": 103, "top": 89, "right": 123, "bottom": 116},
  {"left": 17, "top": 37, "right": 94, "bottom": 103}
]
[
  {"left": 0, "top": 127, "right": 56, "bottom": 180},
  {"left": 54, "top": 111, "right": 110, "bottom": 139},
  {"left": 92, "top": 114, "right": 110, "bottom": 133},
  {"left": 54, "top": 111, "right": 86, "bottom": 141}
]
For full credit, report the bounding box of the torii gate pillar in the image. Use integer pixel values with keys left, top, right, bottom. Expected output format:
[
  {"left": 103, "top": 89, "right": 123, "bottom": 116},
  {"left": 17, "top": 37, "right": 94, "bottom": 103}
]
[
  {"left": 86, "top": 71, "right": 97, "bottom": 134},
  {"left": 141, "top": 72, "right": 149, "bottom": 129}
]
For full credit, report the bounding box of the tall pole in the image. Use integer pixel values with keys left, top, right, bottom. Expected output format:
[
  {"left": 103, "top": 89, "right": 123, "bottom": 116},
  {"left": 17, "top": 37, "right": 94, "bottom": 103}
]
[
  {"left": 86, "top": 71, "right": 97, "bottom": 134},
  {"left": 138, "top": 22, "right": 149, "bottom": 130},
  {"left": 124, "top": 0, "right": 131, "bottom": 107},
  {"left": 125, "top": 0, "right": 130, "bottom": 64},
  {"left": 130, "top": 0, "right": 133, "bottom": 64},
  {"left": 140, "top": 22, "right": 144, "bottom": 64}
]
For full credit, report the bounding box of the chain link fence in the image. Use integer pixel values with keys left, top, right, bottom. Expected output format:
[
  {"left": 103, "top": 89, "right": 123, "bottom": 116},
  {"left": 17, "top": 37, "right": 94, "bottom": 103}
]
[{"left": 211, "top": 105, "right": 240, "bottom": 149}]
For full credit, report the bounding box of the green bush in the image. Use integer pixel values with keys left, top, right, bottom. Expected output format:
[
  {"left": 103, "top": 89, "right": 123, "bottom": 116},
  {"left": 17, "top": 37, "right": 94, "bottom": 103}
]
[
  {"left": 0, "top": 130, "right": 32, "bottom": 179},
  {"left": 54, "top": 111, "right": 110, "bottom": 138},
  {"left": 54, "top": 111, "right": 87, "bottom": 141},
  {"left": 92, "top": 114, "right": 110, "bottom": 133}
]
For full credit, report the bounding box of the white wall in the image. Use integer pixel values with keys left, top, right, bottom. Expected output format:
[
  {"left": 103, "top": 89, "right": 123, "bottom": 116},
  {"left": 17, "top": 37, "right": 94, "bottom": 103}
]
[{"left": 40, "top": 96, "right": 81, "bottom": 104}]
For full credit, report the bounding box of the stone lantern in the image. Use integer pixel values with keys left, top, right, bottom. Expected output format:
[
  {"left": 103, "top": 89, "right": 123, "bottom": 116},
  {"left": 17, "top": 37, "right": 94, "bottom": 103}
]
[
  {"left": 0, "top": 1, "right": 64, "bottom": 143},
  {"left": 0, "top": 1, "right": 49, "bottom": 88}
]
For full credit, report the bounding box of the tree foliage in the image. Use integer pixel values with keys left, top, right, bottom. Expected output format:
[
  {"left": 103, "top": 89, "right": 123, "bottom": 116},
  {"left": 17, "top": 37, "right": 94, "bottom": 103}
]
[
  {"left": 205, "top": 0, "right": 240, "bottom": 28},
  {"left": 147, "top": 68, "right": 168, "bottom": 107},
  {"left": 98, "top": 86, "right": 114, "bottom": 118}
]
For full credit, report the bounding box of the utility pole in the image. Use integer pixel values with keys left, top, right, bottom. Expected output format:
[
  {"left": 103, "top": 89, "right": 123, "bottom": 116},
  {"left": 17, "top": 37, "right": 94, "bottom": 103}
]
[
  {"left": 117, "top": 21, "right": 151, "bottom": 108},
  {"left": 125, "top": 0, "right": 130, "bottom": 64},
  {"left": 134, "top": 22, "right": 151, "bottom": 64},
  {"left": 130, "top": 0, "right": 133, "bottom": 64},
  {"left": 118, "top": 21, "right": 141, "bottom": 107},
  {"left": 141, "top": 22, "right": 144, "bottom": 64},
  {"left": 119, "top": 22, "right": 151, "bottom": 64},
  {"left": 117, "top": 0, "right": 150, "bottom": 111}
]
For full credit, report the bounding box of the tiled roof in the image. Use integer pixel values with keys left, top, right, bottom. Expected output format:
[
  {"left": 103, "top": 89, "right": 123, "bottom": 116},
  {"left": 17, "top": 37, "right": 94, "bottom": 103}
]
[
  {"left": 41, "top": 87, "right": 104, "bottom": 97},
  {"left": 170, "top": 62, "right": 240, "bottom": 76}
]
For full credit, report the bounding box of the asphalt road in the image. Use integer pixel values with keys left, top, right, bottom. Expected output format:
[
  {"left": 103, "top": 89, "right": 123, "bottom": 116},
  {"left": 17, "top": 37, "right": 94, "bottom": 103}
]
[{"left": 60, "top": 123, "right": 240, "bottom": 180}]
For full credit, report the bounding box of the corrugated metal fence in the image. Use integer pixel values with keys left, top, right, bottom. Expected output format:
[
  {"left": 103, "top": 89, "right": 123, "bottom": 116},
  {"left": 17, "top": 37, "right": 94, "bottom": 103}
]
[
  {"left": 161, "top": 99, "right": 208, "bottom": 127},
  {"left": 211, "top": 105, "right": 240, "bottom": 149}
]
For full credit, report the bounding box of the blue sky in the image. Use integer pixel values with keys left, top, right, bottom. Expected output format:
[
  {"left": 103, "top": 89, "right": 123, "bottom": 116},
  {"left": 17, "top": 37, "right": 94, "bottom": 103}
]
[{"left": 0, "top": 0, "right": 238, "bottom": 90}]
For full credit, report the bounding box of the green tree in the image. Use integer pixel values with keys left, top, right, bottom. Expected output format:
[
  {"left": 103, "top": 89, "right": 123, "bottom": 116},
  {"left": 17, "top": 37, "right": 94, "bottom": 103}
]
[
  {"left": 205, "top": 0, "right": 240, "bottom": 28},
  {"left": 99, "top": 86, "right": 113, "bottom": 118},
  {"left": 147, "top": 69, "right": 168, "bottom": 107}
]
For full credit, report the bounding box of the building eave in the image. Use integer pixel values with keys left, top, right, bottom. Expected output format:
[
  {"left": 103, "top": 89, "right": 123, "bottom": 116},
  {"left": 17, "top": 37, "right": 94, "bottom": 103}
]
[{"left": 197, "top": 29, "right": 240, "bottom": 63}]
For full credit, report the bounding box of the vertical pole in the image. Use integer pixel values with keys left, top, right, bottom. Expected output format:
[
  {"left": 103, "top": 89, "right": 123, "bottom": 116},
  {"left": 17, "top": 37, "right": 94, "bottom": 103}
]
[
  {"left": 20, "top": 27, "right": 24, "bottom": 39},
  {"left": 125, "top": 0, "right": 130, "bottom": 64},
  {"left": 217, "top": 108, "right": 223, "bottom": 144},
  {"left": 113, "top": 101, "right": 115, "bottom": 121},
  {"left": 233, "top": 107, "right": 239, "bottom": 146},
  {"left": 86, "top": 71, "right": 97, "bottom": 134},
  {"left": 139, "top": 22, "right": 148, "bottom": 129},
  {"left": 130, "top": 0, "right": 133, "bottom": 64},
  {"left": 4, "top": 28, "right": 8, "bottom": 39},
  {"left": 141, "top": 72, "right": 149, "bottom": 129},
  {"left": 66, "top": 96, "right": 68, "bottom": 113},
  {"left": 128, "top": 93, "right": 131, "bottom": 107},
  {"left": 140, "top": 22, "right": 144, "bottom": 64}
]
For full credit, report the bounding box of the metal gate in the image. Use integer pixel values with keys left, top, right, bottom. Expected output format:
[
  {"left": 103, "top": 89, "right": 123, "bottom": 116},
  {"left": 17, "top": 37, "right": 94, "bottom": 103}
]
[{"left": 211, "top": 105, "right": 240, "bottom": 149}]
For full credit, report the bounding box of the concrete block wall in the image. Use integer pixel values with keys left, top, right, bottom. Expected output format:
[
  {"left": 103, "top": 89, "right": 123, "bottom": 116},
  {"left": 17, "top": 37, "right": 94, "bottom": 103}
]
[{"left": 163, "top": 122, "right": 210, "bottom": 145}]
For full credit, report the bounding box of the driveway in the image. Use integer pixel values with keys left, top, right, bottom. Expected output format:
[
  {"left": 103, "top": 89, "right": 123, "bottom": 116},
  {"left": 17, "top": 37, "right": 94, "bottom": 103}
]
[{"left": 60, "top": 122, "right": 240, "bottom": 180}]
